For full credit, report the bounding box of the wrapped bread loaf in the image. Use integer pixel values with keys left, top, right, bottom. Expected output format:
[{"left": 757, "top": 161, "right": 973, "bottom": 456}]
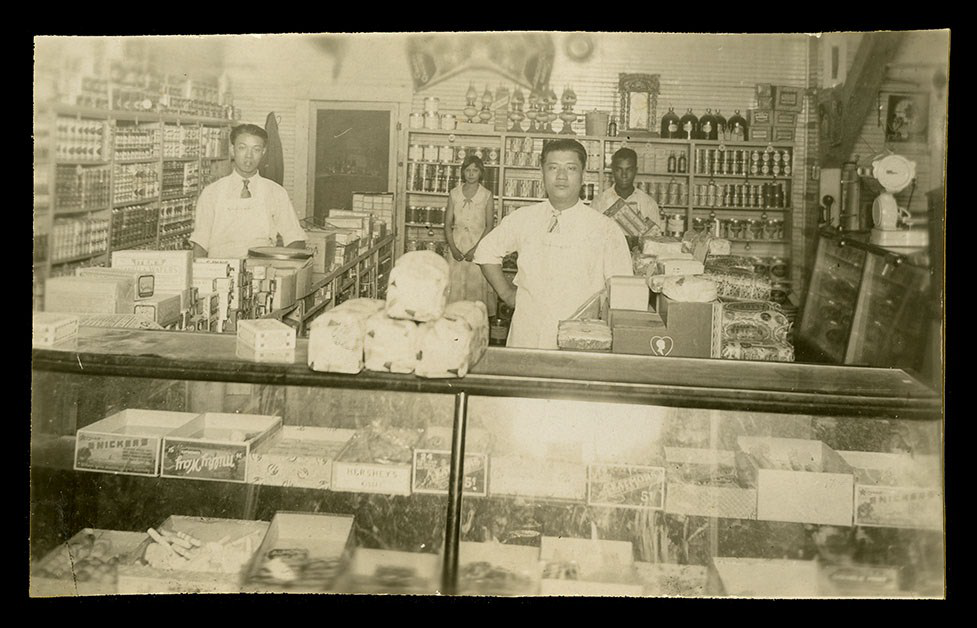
[
  {"left": 307, "top": 298, "right": 385, "bottom": 373},
  {"left": 661, "top": 275, "right": 718, "bottom": 303},
  {"left": 414, "top": 301, "right": 488, "bottom": 379},
  {"left": 722, "top": 300, "right": 791, "bottom": 344},
  {"left": 557, "top": 319, "right": 612, "bottom": 352},
  {"left": 703, "top": 268, "right": 772, "bottom": 301},
  {"left": 364, "top": 312, "right": 421, "bottom": 374},
  {"left": 385, "top": 250, "right": 450, "bottom": 322},
  {"left": 721, "top": 340, "right": 795, "bottom": 362},
  {"left": 642, "top": 235, "right": 685, "bottom": 257}
]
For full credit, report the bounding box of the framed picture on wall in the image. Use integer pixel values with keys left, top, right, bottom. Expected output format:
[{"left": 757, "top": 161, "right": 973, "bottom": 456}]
[{"left": 885, "top": 93, "right": 928, "bottom": 143}]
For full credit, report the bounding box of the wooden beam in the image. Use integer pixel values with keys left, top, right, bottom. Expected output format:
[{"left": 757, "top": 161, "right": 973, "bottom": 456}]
[{"left": 819, "top": 32, "right": 907, "bottom": 168}]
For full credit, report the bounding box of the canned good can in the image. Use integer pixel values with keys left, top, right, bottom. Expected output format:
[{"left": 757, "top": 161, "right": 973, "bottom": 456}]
[
  {"left": 409, "top": 113, "right": 424, "bottom": 129},
  {"left": 441, "top": 114, "right": 457, "bottom": 131},
  {"left": 423, "top": 96, "right": 440, "bottom": 113},
  {"left": 423, "top": 111, "right": 440, "bottom": 130}
]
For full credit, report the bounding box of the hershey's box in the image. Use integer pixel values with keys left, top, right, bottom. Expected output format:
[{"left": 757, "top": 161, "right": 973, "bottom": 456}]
[
  {"left": 331, "top": 427, "right": 424, "bottom": 496},
  {"left": 247, "top": 426, "right": 355, "bottom": 489},
  {"left": 74, "top": 409, "right": 200, "bottom": 477},
  {"left": 738, "top": 436, "right": 854, "bottom": 526},
  {"left": 111, "top": 249, "right": 192, "bottom": 293},
  {"left": 33, "top": 312, "right": 79, "bottom": 347},
  {"left": 160, "top": 413, "right": 282, "bottom": 483}
]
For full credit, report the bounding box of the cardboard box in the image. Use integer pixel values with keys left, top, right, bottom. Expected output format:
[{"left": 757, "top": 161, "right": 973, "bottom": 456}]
[
  {"left": 458, "top": 542, "right": 541, "bottom": 595},
  {"left": 607, "top": 276, "right": 650, "bottom": 311},
  {"left": 236, "top": 318, "right": 296, "bottom": 351},
  {"left": 304, "top": 229, "right": 337, "bottom": 274},
  {"left": 247, "top": 426, "right": 355, "bottom": 489},
  {"left": 234, "top": 343, "right": 296, "bottom": 363},
  {"left": 31, "top": 528, "right": 147, "bottom": 597},
  {"left": 656, "top": 296, "right": 723, "bottom": 358},
  {"left": 412, "top": 449, "right": 488, "bottom": 497},
  {"left": 771, "top": 126, "right": 796, "bottom": 142},
  {"left": 539, "top": 536, "right": 641, "bottom": 596},
  {"left": 75, "top": 409, "right": 200, "bottom": 477},
  {"left": 775, "top": 85, "right": 804, "bottom": 111},
  {"left": 738, "top": 436, "right": 854, "bottom": 526},
  {"left": 77, "top": 313, "right": 163, "bottom": 330},
  {"left": 248, "top": 258, "right": 310, "bottom": 303},
  {"left": 77, "top": 266, "right": 155, "bottom": 298},
  {"left": 748, "top": 125, "right": 774, "bottom": 142},
  {"left": 587, "top": 463, "right": 665, "bottom": 509},
  {"left": 44, "top": 275, "right": 135, "bottom": 315},
  {"left": 242, "top": 512, "right": 354, "bottom": 593},
  {"left": 115, "top": 516, "right": 269, "bottom": 594},
  {"left": 331, "top": 427, "right": 423, "bottom": 496},
  {"left": 749, "top": 109, "right": 774, "bottom": 126},
  {"left": 490, "top": 454, "right": 587, "bottom": 501},
  {"left": 664, "top": 447, "right": 758, "bottom": 519},
  {"left": 772, "top": 110, "right": 799, "bottom": 126},
  {"left": 607, "top": 308, "right": 662, "bottom": 329},
  {"left": 838, "top": 450, "right": 943, "bottom": 530},
  {"left": 343, "top": 548, "right": 441, "bottom": 594},
  {"left": 111, "top": 249, "right": 192, "bottom": 293},
  {"left": 32, "top": 312, "right": 79, "bottom": 347},
  {"left": 160, "top": 413, "right": 282, "bottom": 483},
  {"left": 709, "top": 557, "right": 820, "bottom": 597},
  {"left": 133, "top": 291, "right": 182, "bottom": 326}
]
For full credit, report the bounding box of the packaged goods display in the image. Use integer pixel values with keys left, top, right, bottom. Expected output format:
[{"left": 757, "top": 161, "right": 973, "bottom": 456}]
[
  {"left": 54, "top": 117, "right": 107, "bottom": 162},
  {"left": 344, "top": 548, "right": 441, "bottom": 594},
  {"left": 236, "top": 318, "right": 296, "bottom": 351},
  {"left": 332, "top": 425, "right": 424, "bottom": 496},
  {"left": 363, "top": 312, "right": 421, "bottom": 374},
  {"left": 74, "top": 409, "right": 199, "bottom": 477},
  {"left": 111, "top": 249, "right": 193, "bottom": 293},
  {"left": 55, "top": 164, "right": 110, "bottom": 211},
  {"left": 50, "top": 215, "right": 110, "bottom": 263},
  {"left": 307, "top": 298, "right": 386, "bottom": 374},
  {"left": 160, "top": 413, "right": 282, "bottom": 483},
  {"left": 660, "top": 275, "right": 718, "bottom": 302},
  {"left": 458, "top": 542, "right": 540, "bottom": 595},
  {"left": 557, "top": 319, "right": 613, "bottom": 352},
  {"left": 31, "top": 529, "right": 146, "bottom": 596},
  {"left": 663, "top": 447, "right": 758, "bottom": 519},
  {"left": 385, "top": 250, "right": 450, "bottom": 322},
  {"left": 642, "top": 235, "right": 685, "bottom": 257},
  {"left": 44, "top": 274, "right": 135, "bottom": 314},
  {"left": 247, "top": 426, "right": 355, "bottom": 489},
  {"left": 414, "top": 300, "right": 489, "bottom": 378}
]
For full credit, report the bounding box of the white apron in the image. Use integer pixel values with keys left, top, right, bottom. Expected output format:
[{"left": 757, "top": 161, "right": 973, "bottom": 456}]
[{"left": 207, "top": 185, "right": 276, "bottom": 258}]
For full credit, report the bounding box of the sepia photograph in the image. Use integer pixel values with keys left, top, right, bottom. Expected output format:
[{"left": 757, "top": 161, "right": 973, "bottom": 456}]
[{"left": 30, "top": 30, "right": 948, "bottom": 599}]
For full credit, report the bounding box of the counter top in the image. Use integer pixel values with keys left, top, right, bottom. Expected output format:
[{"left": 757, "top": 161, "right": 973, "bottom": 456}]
[{"left": 31, "top": 327, "right": 941, "bottom": 420}]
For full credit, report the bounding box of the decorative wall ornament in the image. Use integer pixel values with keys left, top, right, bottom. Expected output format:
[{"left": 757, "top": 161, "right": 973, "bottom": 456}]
[
  {"left": 619, "top": 73, "right": 660, "bottom": 136},
  {"left": 407, "top": 33, "right": 554, "bottom": 92}
]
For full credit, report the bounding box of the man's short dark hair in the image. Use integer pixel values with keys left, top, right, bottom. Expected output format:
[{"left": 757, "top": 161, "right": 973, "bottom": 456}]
[
  {"left": 612, "top": 147, "right": 638, "bottom": 167},
  {"left": 231, "top": 123, "right": 268, "bottom": 144},
  {"left": 540, "top": 138, "right": 587, "bottom": 169}
]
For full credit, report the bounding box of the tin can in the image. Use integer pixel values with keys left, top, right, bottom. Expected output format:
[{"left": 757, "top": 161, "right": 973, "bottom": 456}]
[
  {"left": 437, "top": 145, "right": 452, "bottom": 163},
  {"left": 423, "top": 96, "right": 440, "bottom": 113},
  {"left": 423, "top": 111, "right": 440, "bottom": 130},
  {"left": 422, "top": 145, "right": 437, "bottom": 162},
  {"left": 408, "top": 144, "right": 423, "bottom": 161},
  {"left": 409, "top": 113, "right": 424, "bottom": 129},
  {"left": 441, "top": 114, "right": 457, "bottom": 131}
]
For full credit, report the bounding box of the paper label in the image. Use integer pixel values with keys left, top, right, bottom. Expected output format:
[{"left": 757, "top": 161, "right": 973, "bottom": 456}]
[
  {"left": 412, "top": 449, "right": 488, "bottom": 497},
  {"left": 587, "top": 464, "right": 665, "bottom": 510},
  {"left": 161, "top": 440, "right": 249, "bottom": 483},
  {"left": 74, "top": 432, "right": 161, "bottom": 476},
  {"left": 854, "top": 485, "right": 943, "bottom": 530},
  {"left": 332, "top": 461, "right": 412, "bottom": 496}
]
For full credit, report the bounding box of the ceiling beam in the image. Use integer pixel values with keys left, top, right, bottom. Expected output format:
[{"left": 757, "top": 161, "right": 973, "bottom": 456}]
[{"left": 818, "top": 31, "right": 907, "bottom": 168}]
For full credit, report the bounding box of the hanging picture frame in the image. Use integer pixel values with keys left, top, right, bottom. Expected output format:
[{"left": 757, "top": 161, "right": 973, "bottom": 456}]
[
  {"left": 885, "top": 92, "right": 928, "bottom": 144},
  {"left": 619, "top": 73, "right": 660, "bottom": 136}
]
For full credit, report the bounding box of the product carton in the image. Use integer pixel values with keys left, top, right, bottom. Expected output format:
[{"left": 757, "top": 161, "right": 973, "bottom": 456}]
[
  {"left": 342, "top": 548, "right": 441, "bottom": 594},
  {"left": 490, "top": 454, "right": 587, "bottom": 501},
  {"left": 749, "top": 109, "right": 775, "bottom": 126},
  {"left": 663, "top": 446, "right": 758, "bottom": 519},
  {"left": 331, "top": 426, "right": 423, "bottom": 496},
  {"left": 31, "top": 528, "right": 147, "bottom": 596},
  {"left": 32, "top": 312, "right": 79, "bottom": 347},
  {"left": 771, "top": 126, "right": 796, "bottom": 142},
  {"left": 236, "top": 318, "right": 296, "bottom": 351},
  {"left": 75, "top": 409, "right": 201, "bottom": 477},
  {"left": 772, "top": 110, "right": 799, "bottom": 126},
  {"left": 457, "top": 542, "right": 541, "bottom": 595},
  {"left": 44, "top": 275, "right": 135, "bottom": 315},
  {"left": 738, "top": 436, "right": 854, "bottom": 526},
  {"left": 609, "top": 309, "right": 670, "bottom": 356},
  {"left": 115, "top": 516, "right": 269, "bottom": 594},
  {"left": 160, "top": 413, "right": 282, "bottom": 483},
  {"left": 242, "top": 512, "right": 355, "bottom": 593},
  {"left": 633, "top": 562, "right": 709, "bottom": 598},
  {"left": 111, "top": 249, "right": 192, "bottom": 293},
  {"left": 838, "top": 450, "right": 943, "bottom": 530},
  {"left": 748, "top": 125, "right": 774, "bottom": 142},
  {"left": 77, "top": 266, "right": 155, "bottom": 298},
  {"left": 775, "top": 85, "right": 804, "bottom": 111},
  {"left": 656, "top": 296, "right": 724, "bottom": 358},
  {"left": 607, "top": 275, "right": 650, "bottom": 311},
  {"left": 304, "top": 229, "right": 337, "bottom": 274},
  {"left": 708, "top": 557, "right": 821, "bottom": 597},
  {"left": 539, "top": 536, "right": 642, "bottom": 596},
  {"left": 132, "top": 291, "right": 182, "bottom": 326},
  {"left": 587, "top": 463, "right": 666, "bottom": 509},
  {"left": 246, "top": 426, "right": 355, "bottom": 489}
]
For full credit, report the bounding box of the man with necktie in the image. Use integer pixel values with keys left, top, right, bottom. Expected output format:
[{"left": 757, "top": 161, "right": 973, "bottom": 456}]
[
  {"left": 190, "top": 124, "right": 305, "bottom": 259},
  {"left": 474, "top": 138, "right": 633, "bottom": 349}
]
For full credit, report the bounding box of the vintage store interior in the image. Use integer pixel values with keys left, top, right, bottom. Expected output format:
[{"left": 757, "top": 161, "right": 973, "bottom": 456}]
[{"left": 30, "top": 30, "right": 948, "bottom": 597}]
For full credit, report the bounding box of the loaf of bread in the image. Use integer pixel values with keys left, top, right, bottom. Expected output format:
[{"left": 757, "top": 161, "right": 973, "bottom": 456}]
[
  {"left": 307, "top": 298, "right": 386, "bottom": 373},
  {"left": 385, "top": 250, "right": 450, "bottom": 322},
  {"left": 557, "top": 319, "right": 612, "bottom": 352},
  {"left": 414, "top": 301, "right": 488, "bottom": 378},
  {"left": 703, "top": 268, "right": 772, "bottom": 301},
  {"left": 657, "top": 258, "right": 705, "bottom": 276},
  {"left": 642, "top": 235, "right": 685, "bottom": 257},
  {"left": 364, "top": 312, "right": 421, "bottom": 374},
  {"left": 661, "top": 275, "right": 718, "bottom": 303}
]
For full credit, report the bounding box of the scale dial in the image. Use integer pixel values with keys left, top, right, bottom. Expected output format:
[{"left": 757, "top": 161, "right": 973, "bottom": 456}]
[{"left": 871, "top": 154, "right": 917, "bottom": 193}]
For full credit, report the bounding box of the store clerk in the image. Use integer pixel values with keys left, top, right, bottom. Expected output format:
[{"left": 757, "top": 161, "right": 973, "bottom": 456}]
[
  {"left": 190, "top": 124, "right": 305, "bottom": 259},
  {"left": 591, "top": 147, "right": 664, "bottom": 235},
  {"left": 474, "top": 138, "right": 633, "bottom": 350}
]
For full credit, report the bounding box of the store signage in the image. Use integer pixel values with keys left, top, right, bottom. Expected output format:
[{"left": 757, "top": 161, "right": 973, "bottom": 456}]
[
  {"left": 407, "top": 33, "right": 554, "bottom": 92},
  {"left": 161, "top": 440, "right": 249, "bottom": 483},
  {"left": 74, "top": 432, "right": 161, "bottom": 477},
  {"left": 587, "top": 464, "right": 665, "bottom": 510},
  {"left": 411, "top": 449, "right": 488, "bottom": 497},
  {"left": 854, "top": 485, "right": 943, "bottom": 530}
]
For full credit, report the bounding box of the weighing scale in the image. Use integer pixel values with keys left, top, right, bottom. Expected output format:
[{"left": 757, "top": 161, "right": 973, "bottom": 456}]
[{"left": 868, "top": 153, "right": 928, "bottom": 249}]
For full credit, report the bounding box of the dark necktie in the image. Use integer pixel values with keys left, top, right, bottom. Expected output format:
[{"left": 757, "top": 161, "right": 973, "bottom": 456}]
[{"left": 241, "top": 179, "right": 252, "bottom": 199}]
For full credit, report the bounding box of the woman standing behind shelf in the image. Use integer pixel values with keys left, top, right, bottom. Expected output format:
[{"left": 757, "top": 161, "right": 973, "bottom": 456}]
[{"left": 444, "top": 155, "right": 497, "bottom": 317}]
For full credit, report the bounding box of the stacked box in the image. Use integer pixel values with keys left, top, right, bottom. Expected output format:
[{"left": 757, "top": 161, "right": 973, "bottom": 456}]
[
  {"left": 110, "top": 250, "right": 192, "bottom": 293},
  {"left": 304, "top": 229, "right": 337, "bottom": 274},
  {"left": 33, "top": 312, "right": 79, "bottom": 347},
  {"left": 44, "top": 275, "right": 136, "bottom": 315},
  {"left": 235, "top": 318, "right": 296, "bottom": 363},
  {"left": 133, "top": 291, "right": 182, "bottom": 327},
  {"left": 77, "top": 266, "right": 155, "bottom": 298}
]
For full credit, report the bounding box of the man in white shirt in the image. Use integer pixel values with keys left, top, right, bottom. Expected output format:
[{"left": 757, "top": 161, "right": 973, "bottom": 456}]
[
  {"left": 474, "top": 138, "right": 633, "bottom": 350},
  {"left": 190, "top": 124, "right": 306, "bottom": 259},
  {"left": 591, "top": 147, "right": 664, "bottom": 235}
]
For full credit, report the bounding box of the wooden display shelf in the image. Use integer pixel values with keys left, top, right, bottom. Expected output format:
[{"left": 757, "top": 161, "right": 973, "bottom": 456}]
[
  {"left": 114, "top": 156, "right": 161, "bottom": 164},
  {"left": 54, "top": 205, "right": 110, "bottom": 216},
  {"left": 113, "top": 197, "right": 161, "bottom": 209},
  {"left": 50, "top": 250, "right": 108, "bottom": 265},
  {"left": 406, "top": 190, "right": 449, "bottom": 197},
  {"left": 693, "top": 172, "right": 793, "bottom": 180},
  {"left": 162, "top": 156, "right": 200, "bottom": 162},
  {"left": 692, "top": 206, "right": 790, "bottom": 212},
  {"left": 51, "top": 159, "right": 110, "bottom": 166}
]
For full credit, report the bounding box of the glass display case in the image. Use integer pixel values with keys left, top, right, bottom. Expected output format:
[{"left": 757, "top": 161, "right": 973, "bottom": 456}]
[
  {"left": 797, "top": 229, "right": 933, "bottom": 370},
  {"left": 30, "top": 327, "right": 943, "bottom": 597}
]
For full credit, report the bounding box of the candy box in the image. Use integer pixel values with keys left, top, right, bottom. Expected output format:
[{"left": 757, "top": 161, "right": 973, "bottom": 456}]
[
  {"left": 539, "top": 536, "right": 642, "bottom": 596},
  {"left": 663, "top": 446, "right": 758, "bottom": 520},
  {"left": 247, "top": 426, "right": 355, "bottom": 489},
  {"left": 111, "top": 249, "right": 192, "bottom": 293},
  {"left": 74, "top": 409, "right": 200, "bottom": 477},
  {"left": 708, "top": 557, "right": 820, "bottom": 597},
  {"left": 633, "top": 562, "right": 709, "bottom": 597},
  {"left": 243, "top": 512, "right": 355, "bottom": 593},
  {"left": 44, "top": 275, "right": 135, "bottom": 315},
  {"left": 331, "top": 426, "right": 423, "bottom": 496},
  {"left": 160, "top": 413, "right": 282, "bottom": 483},
  {"left": 838, "top": 450, "right": 943, "bottom": 530},
  {"left": 341, "top": 548, "right": 442, "bottom": 594},
  {"left": 490, "top": 454, "right": 588, "bottom": 501},
  {"left": 116, "top": 516, "right": 269, "bottom": 594},
  {"left": 32, "top": 312, "right": 79, "bottom": 348},
  {"left": 411, "top": 426, "right": 490, "bottom": 496},
  {"left": 77, "top": 266, "right": 155, "bottom": 298},
  {"left": 236, "top": 318, "right": 296, "bottom": 351},
  {"left": 457, "top": 542, "right": 541, "bottom": 595},
  {"left": 737, "top": 436, "right": 854, "bottom": 526},
  {"left": 31, "top": 528, "right": 146, "bottom": 597}
]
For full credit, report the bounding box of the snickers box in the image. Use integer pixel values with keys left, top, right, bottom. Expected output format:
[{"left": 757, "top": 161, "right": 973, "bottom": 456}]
[{"left": 74, "top": 409, "right": 200, "bottom": 477}]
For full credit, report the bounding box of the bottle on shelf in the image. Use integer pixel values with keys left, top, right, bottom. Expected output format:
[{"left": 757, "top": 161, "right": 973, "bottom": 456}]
[
  {"left": 679, "top": 108, "right": 699, "bottom": 140},
  {"left": 660, "top": 107, "right": 681, "bottom": 138},
  {"left": 667, "top": 152, "right": 677, "bottom": 174},
  {"left": 714, "top": 110, "right": 728, "bottom": 141},
  {"left": 677, "top": 152, "right": 687, "bottom": 174},
  {"left": 699, "top": 109, "right": 717, "bottom": 140},
  {"left": 728, "top": 110, "right": 748, "bottom": 141},
  {"left": 607, "top": 116, "right": 618, "bottom": 137},
  {"left": 667, "top": 177, "right": 679, "bottom": 206}
]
